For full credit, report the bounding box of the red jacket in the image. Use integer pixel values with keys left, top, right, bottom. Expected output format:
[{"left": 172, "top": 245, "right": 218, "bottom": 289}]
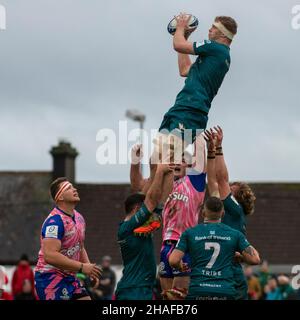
[
  {"left": 12, "top": 263, "right": 35, "bottom": 297},
  {"left": 0, "top": 291, "right": 13, "bottom": 300}
]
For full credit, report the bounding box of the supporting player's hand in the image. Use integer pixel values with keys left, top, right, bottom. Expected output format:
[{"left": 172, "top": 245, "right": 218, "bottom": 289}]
[
  {"left": 82, "top": 263, "right": 102, "bottom": 279},
  {"left": 204, "top": 129, "right": 216, "bottom": 152},
  {"left": 213, "top": 126, "right": 223, "bottom": 147},
  {"left": 157, "top": 163, "right": 175, "bottom": 174},
  {"left": 131, "top": 144, "right": 143, "bottom": 165}
]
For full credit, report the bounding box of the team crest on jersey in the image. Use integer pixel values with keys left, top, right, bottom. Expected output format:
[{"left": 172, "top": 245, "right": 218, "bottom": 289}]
[
  {"left": 195, "top": 40, "right": 211, "bottom": 47},
  {"left": 45, "top": 225, "right": 58, "bottom": 238},
  {"left": 60, "top": 288, "right": 70, "bottom": 300}
]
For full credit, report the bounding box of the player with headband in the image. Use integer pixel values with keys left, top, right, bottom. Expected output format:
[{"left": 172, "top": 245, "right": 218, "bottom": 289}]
[
  {"left": 34, "top": 177, "right": 102, "bottom": 300},
  {"left": 153, "top": 14, "right": 238, "bottom": 174}
]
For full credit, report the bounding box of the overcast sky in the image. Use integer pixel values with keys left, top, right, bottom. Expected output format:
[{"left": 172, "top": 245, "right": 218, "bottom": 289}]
[{"left": 0, "top": 0, "right": 299, "bottom": 183}]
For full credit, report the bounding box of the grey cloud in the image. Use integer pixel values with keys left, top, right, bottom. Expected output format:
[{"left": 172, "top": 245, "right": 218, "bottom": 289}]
[{"left": 0, "top": 0, "right": 299, "bottom": 182}]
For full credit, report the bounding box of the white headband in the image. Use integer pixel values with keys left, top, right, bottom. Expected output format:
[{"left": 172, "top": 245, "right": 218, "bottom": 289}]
[
  {"left": 213, "top": 21, "right": 234, "bottom": 40},
  {"left": 55, "top": 182, "right": 71, "bottom": 202}
]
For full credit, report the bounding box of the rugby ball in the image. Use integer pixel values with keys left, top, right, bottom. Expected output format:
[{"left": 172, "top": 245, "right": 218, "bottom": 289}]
[{"left": 167, "top": 14, "right": 198, "bottom": 35}]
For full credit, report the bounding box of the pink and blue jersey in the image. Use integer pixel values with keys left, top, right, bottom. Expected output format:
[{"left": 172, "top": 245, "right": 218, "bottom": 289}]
[
  {"left": 162, "top": 173, "right": 206, "bottom": 242},
  {"left": 34, "top": 207, "right": 87, "bottom": 300},
  {"left": 159, "top": 172, "right": 206, "bottom": 278}
]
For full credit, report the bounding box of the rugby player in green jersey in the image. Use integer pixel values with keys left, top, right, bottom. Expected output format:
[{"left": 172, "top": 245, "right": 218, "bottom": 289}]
[
  {"left": 153, "top": 14, "right": 238, "bottom": 165},
  {"left": 115, "top": 163, "right": 174, "bottom": 300},
  {"left": 168, "top": 196, "right": 260, "bottom": 300},
  {"left": 204, "top": 127, "right": 256, "bottom": 299}
]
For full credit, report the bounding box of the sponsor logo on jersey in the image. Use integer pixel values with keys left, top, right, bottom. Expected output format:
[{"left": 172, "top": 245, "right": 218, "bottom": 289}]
[
  {"left": 45, "top": 225, "right": 58, "bottom": 238},
  {"left": 62, "top": 243, "right": 81, "bottom": 257},
  {"left": 195, "top": 235, "right": 231, "bottom": 241},
  {"left": 167, "top": 192, "right": 188, "bottom": 203},
  {"left": 201, "top": 270, "right": 222, "bottom": 277}
]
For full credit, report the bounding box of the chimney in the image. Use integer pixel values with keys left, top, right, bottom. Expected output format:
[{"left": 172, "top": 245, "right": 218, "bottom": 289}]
[{"left": 50, "top": 141, "right": 79, "bottom": 183}]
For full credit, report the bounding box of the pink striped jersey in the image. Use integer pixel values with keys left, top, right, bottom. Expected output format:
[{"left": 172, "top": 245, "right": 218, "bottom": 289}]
[
  {"left": 35, "top": 207, "right": 86, "bottom": 276},
  {"left": 162, "top": 173, "right": 206, "bottom": 242}
]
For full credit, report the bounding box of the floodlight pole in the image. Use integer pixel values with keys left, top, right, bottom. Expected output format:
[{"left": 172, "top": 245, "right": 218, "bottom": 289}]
[{"left": 126, "top": 110, "right": 146, "bottom": 177}]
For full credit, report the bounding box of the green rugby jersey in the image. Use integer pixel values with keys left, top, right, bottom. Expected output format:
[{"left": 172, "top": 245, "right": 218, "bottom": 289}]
[
  {"left": 176, "top": 222, "right": 250, "bottom": 298},
  {"left": 116, "top": 204, "right": 156, "bottom": 290},
  {"left": 222, "top": 193, "right": 246, "bottom": 235},
  {"left": 174, "top": 40, "right": 231, "bottom": 114},
  {"left": 222, "top": 194, "right": 248, "bottom": 299}
]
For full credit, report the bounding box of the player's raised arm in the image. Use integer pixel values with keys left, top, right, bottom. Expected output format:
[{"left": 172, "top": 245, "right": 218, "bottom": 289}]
[
  {"left": 178, "top": 52, "right": 192, "bottom": 77},
  {"left": 141, "top": 159, "right": 157, "bottom": 195},
  {"left": 177, "top": 28, "right": 195, "bottom": 77},
  {"left": 214, "top": 126, "right": 231, "bottom": 199},
  {"left": 130, "top": 144, "right": 147, "bottom": 193},
  {"left": 204, "top": 129, "right": 220, "bottom": 197},
  {"left": 144, "top": 163, "right": 173, "bottom": 212},
  {"left": 173, "top": 14, "right": 195, "bottom": 55}
]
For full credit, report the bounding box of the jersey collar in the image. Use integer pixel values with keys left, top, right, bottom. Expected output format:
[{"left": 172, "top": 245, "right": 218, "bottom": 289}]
[{"left": 55, "top": 206, "right": 76, "bottom": 222}]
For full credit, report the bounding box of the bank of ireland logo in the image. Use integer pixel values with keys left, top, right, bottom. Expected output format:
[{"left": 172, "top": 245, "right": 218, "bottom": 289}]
[{"left": 0, "top": 4, "right": 6, "bottom": 30}]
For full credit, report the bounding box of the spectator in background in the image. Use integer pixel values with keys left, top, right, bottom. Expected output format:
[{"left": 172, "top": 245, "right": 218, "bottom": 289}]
[
  {"left": 12, "top": 254, "right": 35, "bottom": 298},
  {"left": 244, "top": 266, "right": 262, "bottom": 300},
  {"left": 0, "top": 265, "right": 13, "bottom": 300},
  {"left": 277, "top": 275, "right": 296, "bottom": 300},
  {"left": 258, "top": 260, "right": 271, "bottom": 293},
  {"left": 265, "top": 276, "right": 281, "bottom": 300},
  {"left": 94, "top": 256, "right": 116, "bottom": 300},
  {"left": 14, "top": 279, "right": 36, "bottom": 300},
  {"left": 0, "top": 288, "right": 13, "bottom": 300}
]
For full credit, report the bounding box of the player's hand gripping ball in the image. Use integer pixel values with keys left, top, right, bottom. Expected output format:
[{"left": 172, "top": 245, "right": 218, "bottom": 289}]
[{"left": 167, "top": 14, "right": 198, "bottom": 35}]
